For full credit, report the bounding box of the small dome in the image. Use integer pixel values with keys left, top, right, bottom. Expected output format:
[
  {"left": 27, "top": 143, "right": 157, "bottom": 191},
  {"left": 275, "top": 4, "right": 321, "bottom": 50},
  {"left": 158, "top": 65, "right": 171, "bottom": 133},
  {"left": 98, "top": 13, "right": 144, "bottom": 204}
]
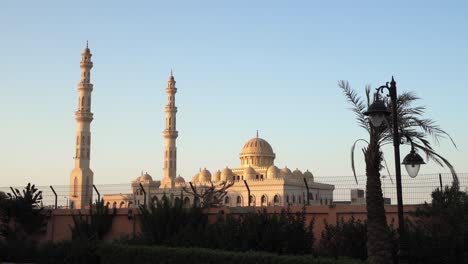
[
  {"left": 292, "top": 168, "right": 303, "bottom": 178},
  {"left": 199, "top": 168, "right": 212, "bottom": 183},
  {"left": 192, "top": 173, "right": 200, "bottom": 184},
  {"left": 213, "top": 170, "right": 221, "bottom": 182},
  {"left": 135, "top": 172, "right": 153, "bottom": 182},
  {"left": 303, "top": 170, "right": 314, "bottom": 181},
  {"left": 243, "top": 166, "right": 257, "bottom": 180},
  {"left": 280, "top": 167, "right": 292, "bottom": 177},
  {"left": 266, "top": 165, "right": 280, "bottom": 179},
  {"left": 221, "top": 167, "right": 234, "bottom": 182},
  {"left": 175, "top": 175, "right": 185, "bottom": 184}
]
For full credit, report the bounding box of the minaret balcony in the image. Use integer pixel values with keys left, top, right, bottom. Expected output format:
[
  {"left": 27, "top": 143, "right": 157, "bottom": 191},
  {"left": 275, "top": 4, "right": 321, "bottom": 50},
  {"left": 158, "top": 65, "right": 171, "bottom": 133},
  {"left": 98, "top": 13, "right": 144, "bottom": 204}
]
[
  {"left": 165, "top": 88, "right": 177, "bottom": 94},
  {"left": 80, "top": 61, "right": 93, "bottom": 68},
  {"left": 77, "top": 83, "right": 94, "bottom": 90},
  {"left": 163, "top": 130, "right": 178, "bottom": 138},
  {"left": 75, "top": 111, "right": 94, "bottom": 122}
]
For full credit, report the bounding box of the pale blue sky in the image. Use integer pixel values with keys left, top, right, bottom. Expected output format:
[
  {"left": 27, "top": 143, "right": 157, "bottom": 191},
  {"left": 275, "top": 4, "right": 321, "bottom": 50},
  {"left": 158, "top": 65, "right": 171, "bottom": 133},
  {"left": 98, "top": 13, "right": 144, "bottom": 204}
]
[{"left": 1, "top": 0, "right": 467, "bottom": 186}]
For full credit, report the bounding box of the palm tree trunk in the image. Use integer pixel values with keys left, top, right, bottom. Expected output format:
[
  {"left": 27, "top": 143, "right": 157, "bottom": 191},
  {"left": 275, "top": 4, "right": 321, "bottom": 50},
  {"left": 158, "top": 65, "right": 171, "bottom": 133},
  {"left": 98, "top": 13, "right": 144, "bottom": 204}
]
[{"left": 365, "top": 131, "right": 392, "bottom": 264}]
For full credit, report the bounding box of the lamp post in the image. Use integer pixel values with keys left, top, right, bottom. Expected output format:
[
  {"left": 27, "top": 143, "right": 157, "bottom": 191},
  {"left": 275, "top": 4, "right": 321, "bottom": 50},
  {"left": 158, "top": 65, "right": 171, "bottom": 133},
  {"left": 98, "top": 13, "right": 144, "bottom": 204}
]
[{"left": 364, "top": 77, "right": 425, "bottom": 263}]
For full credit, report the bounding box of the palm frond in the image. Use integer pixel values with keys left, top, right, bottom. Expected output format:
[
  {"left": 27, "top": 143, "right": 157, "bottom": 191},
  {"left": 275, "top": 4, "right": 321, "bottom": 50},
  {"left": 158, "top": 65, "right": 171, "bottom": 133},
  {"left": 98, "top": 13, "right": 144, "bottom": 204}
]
[
  {"left": 351, "top": 138, "right": 369, "bottom": 184},
  {"left": 412, "top": 142, "right": 458, "bottom": 184},
  {"left": 338, "top": 80, "right": 369, "bottom": 132}
]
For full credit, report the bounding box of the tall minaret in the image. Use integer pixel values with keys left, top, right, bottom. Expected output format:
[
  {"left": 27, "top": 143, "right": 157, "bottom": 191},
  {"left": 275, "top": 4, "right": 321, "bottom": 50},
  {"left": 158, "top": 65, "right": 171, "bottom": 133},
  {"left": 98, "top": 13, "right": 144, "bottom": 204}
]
[
  {"left": 161, "top": 70, "right": 178, "bottom": 188},
  {"left": 69, "top": 42, "right": 95, "bottom": 209}
]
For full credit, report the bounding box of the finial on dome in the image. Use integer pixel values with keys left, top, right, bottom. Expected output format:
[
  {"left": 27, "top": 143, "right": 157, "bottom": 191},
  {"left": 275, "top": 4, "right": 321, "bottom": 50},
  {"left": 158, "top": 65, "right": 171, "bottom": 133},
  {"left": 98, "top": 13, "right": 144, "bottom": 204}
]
[
  {"left": 256, "top": 130, "right": 259, "bottom": 138},
  {"left": 170, "top": 68, "right": 173, "bottom": 77},
  {"left": 86, "top": 40, "right": 88, "bottom": 48}
]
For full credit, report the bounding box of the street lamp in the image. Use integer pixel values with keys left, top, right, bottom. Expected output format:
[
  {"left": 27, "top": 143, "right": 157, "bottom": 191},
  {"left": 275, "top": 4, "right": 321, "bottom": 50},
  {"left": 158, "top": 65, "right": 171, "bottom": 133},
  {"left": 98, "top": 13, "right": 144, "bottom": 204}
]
[{"left": 364, "top": 77, "right": 425, "bottom": 263}]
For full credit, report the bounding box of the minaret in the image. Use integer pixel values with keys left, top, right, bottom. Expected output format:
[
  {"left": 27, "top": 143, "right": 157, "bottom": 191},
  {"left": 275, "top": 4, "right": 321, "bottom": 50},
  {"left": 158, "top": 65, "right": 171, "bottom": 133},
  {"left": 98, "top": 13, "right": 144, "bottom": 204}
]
[
  {"left": 161, "top": 70, "right": 178, "bottom": 188},
  {"left": 69, "top": 42, "right": 94, "bottom": 209}
]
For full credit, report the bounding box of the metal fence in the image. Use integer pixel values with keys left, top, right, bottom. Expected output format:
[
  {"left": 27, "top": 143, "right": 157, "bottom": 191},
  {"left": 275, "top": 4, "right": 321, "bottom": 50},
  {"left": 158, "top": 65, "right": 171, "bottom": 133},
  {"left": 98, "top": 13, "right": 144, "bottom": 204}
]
[{"left": 1, "top": 173, "right": 465, "bottom": 208}]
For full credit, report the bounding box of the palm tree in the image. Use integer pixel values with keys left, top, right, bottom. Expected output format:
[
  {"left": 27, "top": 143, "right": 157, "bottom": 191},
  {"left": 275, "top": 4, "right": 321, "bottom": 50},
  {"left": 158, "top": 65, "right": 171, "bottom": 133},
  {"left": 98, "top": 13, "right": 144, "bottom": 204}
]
[{"left": 339, "top": 80, "right": 457, "bottom": 264}]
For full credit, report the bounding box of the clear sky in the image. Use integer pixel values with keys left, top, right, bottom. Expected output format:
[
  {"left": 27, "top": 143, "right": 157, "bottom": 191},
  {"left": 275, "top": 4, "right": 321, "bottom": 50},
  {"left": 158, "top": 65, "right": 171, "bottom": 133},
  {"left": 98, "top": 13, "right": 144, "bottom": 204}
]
[{"left": 1, "top": 0, "right": 467, "bottom": 187}]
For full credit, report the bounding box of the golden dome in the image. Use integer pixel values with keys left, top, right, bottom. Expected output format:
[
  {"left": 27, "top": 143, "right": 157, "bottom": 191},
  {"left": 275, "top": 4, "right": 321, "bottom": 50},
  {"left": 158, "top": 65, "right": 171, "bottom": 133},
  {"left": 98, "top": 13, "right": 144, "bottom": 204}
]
[
  {"left": 239, "top": 137, "right": 276, "bottom": 167},
  {"left": 175, "top": 175, "right": 185, "bottom": 184},
  {"left": 213, "top": 170, "right": 221, "bottom": 182},
  {"left": 221, "top": 167, "right": 234, "bottom": 182},
  {"left": 192, "top": 173, "right": 200, "bottom": 184},
  {"left": 266, "top": 165, "right": 280, "bottom": 179},
  {"left": 199, "top": 168, "right": 212, "bottom": 182},
  {"left": 134, "top": 172, "right": 153, "bottom": 182},
  {"left": 243, "top": 166, "right": 257, "bottom": 180}
]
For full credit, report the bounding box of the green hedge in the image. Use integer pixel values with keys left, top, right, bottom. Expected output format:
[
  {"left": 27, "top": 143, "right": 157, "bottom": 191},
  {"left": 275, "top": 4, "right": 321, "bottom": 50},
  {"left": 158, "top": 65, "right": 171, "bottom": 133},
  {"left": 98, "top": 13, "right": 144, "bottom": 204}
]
[{"left": 98, "top": 244, "right": 364, "bottom": 264}]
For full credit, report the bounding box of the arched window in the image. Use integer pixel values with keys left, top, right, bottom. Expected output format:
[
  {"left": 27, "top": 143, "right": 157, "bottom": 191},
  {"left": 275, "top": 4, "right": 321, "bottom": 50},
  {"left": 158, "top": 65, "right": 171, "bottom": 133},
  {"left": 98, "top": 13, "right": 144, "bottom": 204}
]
[
  {"left": 292, "top": 195, "right": 296, "bottom": 204},
  {"left": 249, "top": 195, "right": 255, "bottom": 206},
  {"left": 236, "top": 196, "right": 242, "bottom": 206},
  {"left": 119, "top": 201, "right": 125, "bottom": 208},
  {"left": 81, "top": 97, "right": 84, "bottom": 110},
  {"left": 87, "top": 97, "right": 91, "bottom": 109},
  {"left": 261, "top": 195, "right": 267, "bottom": 206},
  {"left": 174, "top": 197, "right": 181, "bottom": 205},
  {"left": 106, "top": 202, "right": 110, "bottom": 207},
  {"left": 273, "top": 195, "right": 280, "bottom": 205},
  {"left": 128, "top": 201, "right": 133, "bottom": 207},
  {"left": 224, "top": 196, "right": 230, "bottom": 206},
  {"left": 184, "top": 197, "right": 190, "bottom": 207},
  {"left": 286, "top": 195, "right": 290, "bottom": 204},
  {"left": 112, "top": 202, "right": 117, "bottom": 208},
  {"left": 298, "top": 196, "right": 302, "bottom": 204}
]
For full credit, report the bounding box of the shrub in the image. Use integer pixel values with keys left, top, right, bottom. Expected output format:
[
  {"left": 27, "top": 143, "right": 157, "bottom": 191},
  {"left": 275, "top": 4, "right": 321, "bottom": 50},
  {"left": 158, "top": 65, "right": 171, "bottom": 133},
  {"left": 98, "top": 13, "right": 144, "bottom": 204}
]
[
  {"left": 318, "top": 217, "right": 368, "bottom": 260},
  {"left": 407, "top": 185, "right": 468, "bottom": 263},
  {"left": 37, "top": 239, "right": 99, "bottom": 264},
  {"left": 70, "top": 198, "right": 116, "bottom": 240},
  {"left": 97, "top": 243, "right": 364, "bottom": 264}
]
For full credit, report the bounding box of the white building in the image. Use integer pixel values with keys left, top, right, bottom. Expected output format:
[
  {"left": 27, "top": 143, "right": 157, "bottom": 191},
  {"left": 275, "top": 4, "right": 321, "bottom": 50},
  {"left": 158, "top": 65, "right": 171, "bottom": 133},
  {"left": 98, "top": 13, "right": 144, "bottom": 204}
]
[{"left": 66, "top": 45, "right": 334, "bottom": 208}]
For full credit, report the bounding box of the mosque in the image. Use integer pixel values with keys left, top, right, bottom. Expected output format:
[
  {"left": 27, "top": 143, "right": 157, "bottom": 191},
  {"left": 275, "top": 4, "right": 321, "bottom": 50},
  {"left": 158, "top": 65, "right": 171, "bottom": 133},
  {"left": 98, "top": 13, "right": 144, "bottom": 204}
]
[{"left": 68, "top": 44, "right": 334, "bottom": 209}]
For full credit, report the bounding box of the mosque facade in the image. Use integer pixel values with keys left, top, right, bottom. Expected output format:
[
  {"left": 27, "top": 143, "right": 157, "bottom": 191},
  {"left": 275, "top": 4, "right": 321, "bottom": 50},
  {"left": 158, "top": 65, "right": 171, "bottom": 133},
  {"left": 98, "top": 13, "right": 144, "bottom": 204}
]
[{"left": 69, "top": 45, "right": 334, "bottom": 209}]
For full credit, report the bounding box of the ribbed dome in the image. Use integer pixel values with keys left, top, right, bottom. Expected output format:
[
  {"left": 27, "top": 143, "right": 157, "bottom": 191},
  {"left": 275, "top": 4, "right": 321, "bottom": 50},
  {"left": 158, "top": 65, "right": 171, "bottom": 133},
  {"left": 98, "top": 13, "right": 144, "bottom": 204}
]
[
  {"left": 135, "top": 172, "right": 153, "bottom": 182},
  {"left": 175, "top": 175, "right": 185, "bottom": 184},
  {"left": 303, "top": 170, "right": 314, "bottom": 181},
  {"left": 266, "top": 165, "right": 280, "bottom": 179},
  {"left": 280, "top": 167, "right": 292, "bottom": 177},
  {"left": 213, "top": 170, "right": 221, "bottom": 182},
  {"left": 199, "top": 168, "right": 212, "bottom": 182},
  {"left": 239, "top": 137, "right": 276, "bottom": 167},
  {"left": 292, "top": 169, "right": 303, "bottom": 178},
  {"left": 243, "top": 166, "right": 257, "bottom": 180},
  {"left": 221, "top": 167, "right": 234, "bottom": 182}
]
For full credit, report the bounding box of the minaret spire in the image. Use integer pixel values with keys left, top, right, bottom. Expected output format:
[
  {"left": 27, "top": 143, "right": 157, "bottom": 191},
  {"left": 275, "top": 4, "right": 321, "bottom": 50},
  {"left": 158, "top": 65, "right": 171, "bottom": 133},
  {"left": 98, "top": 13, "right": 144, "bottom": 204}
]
[
  {"left": 161, "top": 69, "right": 179, "bottom": 188},
  {"left": 69, "top": 43, "right": 95, "bottom": 209}
]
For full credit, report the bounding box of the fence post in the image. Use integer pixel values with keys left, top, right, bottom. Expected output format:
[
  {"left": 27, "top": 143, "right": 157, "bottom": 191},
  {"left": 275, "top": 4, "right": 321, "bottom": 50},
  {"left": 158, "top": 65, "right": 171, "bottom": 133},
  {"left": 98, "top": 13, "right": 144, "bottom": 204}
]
[
  {"left": 243, "top": 180, "right": 251, "bottom": 206},
  {"left": 139, "top": 183, "right": 147, "bottom": 207},
  {"left": 439, "top": 173, "right": 443, "bottom": 190},
  {"left": 93, "top": 185, "right": 100, "bottom": 203},
  {"left": 50, "top": 186, "right": 57, "bottom": 209},
  {"left": 303, "top": 178, "right": 310, "bottom": 205}
]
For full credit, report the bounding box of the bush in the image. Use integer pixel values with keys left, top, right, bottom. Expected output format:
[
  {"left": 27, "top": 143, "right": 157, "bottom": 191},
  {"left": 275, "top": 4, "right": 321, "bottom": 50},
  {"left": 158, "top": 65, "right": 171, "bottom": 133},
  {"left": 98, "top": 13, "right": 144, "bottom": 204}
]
[
  {"left": 97, "top": 243, "right": 364, "bottom": 264},
  {"left": 37, "top": 239, "right": 99, "bottom": 264},
  {"left": 138, "top": 197, "right": 314, "bottom": 255},
  {"left": 318, "top": 217, "right": 367, "bottom": 260},
  {"left": 407, "top": 185, "right": 468, "bottom": 263}
]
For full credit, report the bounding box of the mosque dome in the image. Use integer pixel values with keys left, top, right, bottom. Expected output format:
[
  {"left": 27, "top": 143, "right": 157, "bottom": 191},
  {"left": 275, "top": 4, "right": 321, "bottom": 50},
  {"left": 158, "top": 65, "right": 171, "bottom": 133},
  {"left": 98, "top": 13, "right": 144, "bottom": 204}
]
[
  {"left": 199, "top": 168, "right": 212, "bottom": 183},
  {"left": 292, "top": 168, "right": 303, "bottom": 178},
  {"left": 192, "top": 173, "right": 200, "bottom": 184},
  {"left": 266, "top": 165, "right": 280, "bottom": 179},
  {"left": 280, "top": 167, "right": 292, "bottom": 178},
  {"left": 175, "top": 175, "right": 185, "bottom": 186},
  {"left": 303, "top": 170, "right": 314, "bottom": 181},
  {"left": 220, "top": 167, "right": 234, "bottom": 182},
  {"left": 243, "top": 166, "right": 257, "bottom": 180},
  {"left": 135, "top": 172, "right": 153, "bottom": 182},
  {"left": 239, "top": 136, "right": 276, "bottom": 167},
  {"left": 213, "top": 170, "right": 221, "bottom": 182}
]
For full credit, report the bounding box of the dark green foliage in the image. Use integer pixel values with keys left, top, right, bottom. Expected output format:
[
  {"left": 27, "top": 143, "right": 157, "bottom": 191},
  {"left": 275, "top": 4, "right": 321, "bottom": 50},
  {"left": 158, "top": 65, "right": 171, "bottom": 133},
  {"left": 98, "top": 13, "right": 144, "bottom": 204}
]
[
  {"left": 0, "top": 183, "right": 47, "bottom": 262},
  {"left": 318, "top": 217, "right": 368, "bottom": 260},
  {"left": 70, "top": 198, "right": 116, "bottom": 240},
  {"left": 97, "top": 243, "right": 365, "bottom": 264},
  {"left": 407, "top": 185, "right": 468, "bottom": 264},
  {"left": 138, "top": 197, "right": 314, "bottom": 255},
  {"left": 37, "top": 239, "right": 99, "bottom": 264}
]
